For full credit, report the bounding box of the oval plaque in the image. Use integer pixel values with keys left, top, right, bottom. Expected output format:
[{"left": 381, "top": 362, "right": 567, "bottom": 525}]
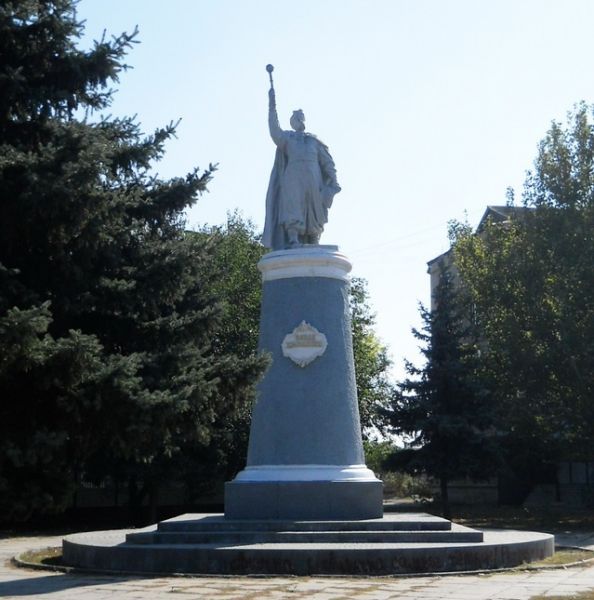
[{"left": 281, "top": 321, "right": 328, "bottom": 368}]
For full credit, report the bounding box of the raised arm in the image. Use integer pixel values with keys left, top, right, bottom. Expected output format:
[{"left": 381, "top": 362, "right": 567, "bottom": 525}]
[{"left": 268, "top": 88, "right": 284, "bottom": 147}]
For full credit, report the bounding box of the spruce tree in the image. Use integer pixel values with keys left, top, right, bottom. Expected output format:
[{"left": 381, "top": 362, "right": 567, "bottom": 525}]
[
  {"left": 384, "top": 269, "right": 498, "bottom": 518},
  {"left": 0, "top": 0, "right": 264, "bottom": 520}
]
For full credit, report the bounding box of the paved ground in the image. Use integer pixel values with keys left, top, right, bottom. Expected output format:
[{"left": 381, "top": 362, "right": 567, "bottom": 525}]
[{"left": 1, "top": 531, "right": 594, "bottom": 599}]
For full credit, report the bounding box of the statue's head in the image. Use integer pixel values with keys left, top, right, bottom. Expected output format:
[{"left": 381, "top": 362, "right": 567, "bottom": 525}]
[{"left": 290, "top": 109, "right": 305, "bottom": 132}]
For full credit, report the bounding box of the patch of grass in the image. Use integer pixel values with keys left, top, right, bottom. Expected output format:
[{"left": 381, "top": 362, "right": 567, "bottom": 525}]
[
  {"left": 445, "top": 504, "right": 594, "bottom": 533},
  {"left": 18, "top": 546, "right": 63, "bottom": 567},
  {"left": 527, "top": 548, "right": 594, "bottom": 567},
  {"left": 530, "top": 594, "right": 594, "bottom": 600}
]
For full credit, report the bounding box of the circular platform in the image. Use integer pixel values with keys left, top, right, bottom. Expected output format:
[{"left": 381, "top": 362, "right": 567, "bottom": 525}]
[{"left": 62, "top": 513, "right": 554, "bottom": 576}]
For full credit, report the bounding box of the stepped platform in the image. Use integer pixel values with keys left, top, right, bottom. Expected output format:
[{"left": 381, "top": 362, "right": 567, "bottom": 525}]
[{"left": 62, "top": 512, "right": 554, "bottom": 575}]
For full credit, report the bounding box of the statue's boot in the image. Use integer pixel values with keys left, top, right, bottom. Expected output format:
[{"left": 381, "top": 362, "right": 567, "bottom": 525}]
[{"left": 286, "top": 227, "right": 300, "bottom": 248}]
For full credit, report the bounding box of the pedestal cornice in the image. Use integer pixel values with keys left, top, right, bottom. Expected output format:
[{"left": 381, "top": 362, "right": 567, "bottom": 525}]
[{"left": 258, "top": 245, "right": 352, "bottom": 282}]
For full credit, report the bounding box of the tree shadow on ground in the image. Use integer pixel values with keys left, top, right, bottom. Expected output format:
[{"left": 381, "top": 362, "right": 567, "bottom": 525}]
[{"left": 0, "top": 571, "right": 147, "bottom": 597}]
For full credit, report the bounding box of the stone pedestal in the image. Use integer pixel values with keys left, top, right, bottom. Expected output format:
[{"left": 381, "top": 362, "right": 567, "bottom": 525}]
[{"left": 225, "top": 246, "right": 383, "bottom": 520}]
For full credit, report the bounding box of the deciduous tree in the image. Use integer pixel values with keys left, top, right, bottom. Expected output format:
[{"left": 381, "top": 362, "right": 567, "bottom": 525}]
[{"left": 452, "top": 105, "right": 594, "bottom": 499}]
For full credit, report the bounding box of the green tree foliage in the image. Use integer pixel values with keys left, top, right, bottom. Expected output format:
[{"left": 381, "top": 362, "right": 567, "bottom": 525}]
[
  {"left": 452, "top": 104, "right": 594, "bottom": 496},
  {"left": 206, "top": 213, "right": 266, "bottom": 361},
  {"left": 0, "top": 0, "right": 264, "bottom": 520},
  {"left": 349, "top": 278, "right": 395, "bottom": 435},
  {"left": 383, "top": 270, "right": 498, "bottom": 518},
  {"left": 182, "top": 214, "right": 267, "bottom": 488}
]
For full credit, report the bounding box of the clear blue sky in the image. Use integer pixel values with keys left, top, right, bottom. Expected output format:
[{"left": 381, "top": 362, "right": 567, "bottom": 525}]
[{"left": 78, "top": 0, "right": 594, "bottom": 378}]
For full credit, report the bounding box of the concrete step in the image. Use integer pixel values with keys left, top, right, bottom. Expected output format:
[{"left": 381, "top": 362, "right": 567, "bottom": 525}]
[
  {"left": 126, "top": 524, "right": 483, "bottom": 545},
  {"left": 63, "top": 526, "right": 555, "bottom": 575},
  {"left": 156, "top": 512, "right": 452, "bottom": 533}
]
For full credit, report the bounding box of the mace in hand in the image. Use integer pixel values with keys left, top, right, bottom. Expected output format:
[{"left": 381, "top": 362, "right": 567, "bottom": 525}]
[{"left": 266, "top": 63, "right": 274, "bottom": 90}]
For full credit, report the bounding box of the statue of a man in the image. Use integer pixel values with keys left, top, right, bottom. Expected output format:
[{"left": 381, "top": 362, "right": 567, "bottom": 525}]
[{"left": 262, "top": 84, "right": 341, "bottom": 250}]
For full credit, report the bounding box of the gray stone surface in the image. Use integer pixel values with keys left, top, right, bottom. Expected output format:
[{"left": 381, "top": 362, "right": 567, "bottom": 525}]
[
  {"left": 126, "top": 513, "right": 481, "bottom": 544},
  {"left": 126, "top": 527, "right": 483, "bottom": 545},
  {"left": 158, "top": 512, "right": 453, "bottom": 531},
  {"left": 225, "top": 481, "right": 383, "bottom": 520},
  {"left": 247, "top": 274, "right": 362, "bottom": 467},
  {"left": 61, "top": 512, "right": 554, "bottom": 576},
  {"left": 227, "top": 247, "right": 382, "bottom": 521}
]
